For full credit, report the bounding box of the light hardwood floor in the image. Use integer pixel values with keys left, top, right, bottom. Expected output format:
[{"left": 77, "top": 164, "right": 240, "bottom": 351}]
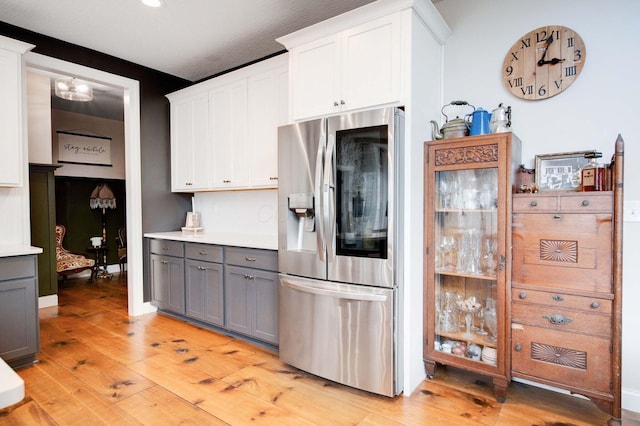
[{"left": 0, "top": 275, "right": 635, "bottom": 425}]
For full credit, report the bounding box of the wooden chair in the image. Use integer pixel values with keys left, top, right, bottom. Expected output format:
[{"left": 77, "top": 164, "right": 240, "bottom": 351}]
[
  {"left": 116, "top": 227, "right": 127, "bottom": 275},
  {"left": 55, "top": 224, "right": 95, "bottom": 282}
]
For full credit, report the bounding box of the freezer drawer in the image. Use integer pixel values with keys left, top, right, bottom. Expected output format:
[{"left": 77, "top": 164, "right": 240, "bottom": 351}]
[{"left": 278, "top": 274, "right": 397, "bottom": 397}]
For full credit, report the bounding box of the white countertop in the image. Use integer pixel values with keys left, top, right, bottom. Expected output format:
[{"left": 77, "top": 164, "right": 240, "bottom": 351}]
[
  {"left": 0, "top": 246, "right": 43, "bottom": 258},
  {"left": 144, "top": 231, "right": 278, "bottom": 251}
]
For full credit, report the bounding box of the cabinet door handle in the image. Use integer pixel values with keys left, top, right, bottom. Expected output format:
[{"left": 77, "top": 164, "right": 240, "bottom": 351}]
[
  {"left": 519, "top": 292, "right": 527, "bottom": 299},
  {"left": 514, "top": 344, "right": 522, "bottom": 352},
  {"left": 223, "top": 180, "right": 231, "bottom": 183},
  {"left": 333, "top": 101, "right": 339, "bottom": 107},
  {"left": 198, "top": 266, "right": 206, "bottom": 271},
  {"left": 162, "top": 247, "right": 169, "bottom": 251},
  {"left": 244, "top": 274, "right": 254, "bottom": 280},
  {"left": 199, "top": 251, "right": 208, "bottom": 255},
  {"left": 529, "top": 200, "right": 538, "bottom": 207},
  {"left": 551, "top": 294, "right": 564, "bottom": 302},
  {"left": 185, "top": 182, "right": 192, "bottom": 186},
  {"left": 591, "top": 301, "right": 600, "bottom": 309},
  {"left": 543, "top": 313, "right": 572, "bottom": 325},
  {"left": 245, "top": 257, "right": 256, "bottom": 262},
  {"left": 269, "top": 177, "right": 278, "bottom": 180},
  {"left": 581, "top": 199, "right": 590, "bottom": 206},
  {"left": 160, "top": 260, "right": 168, "bottom": 264},
  {"left": 340, "top": 99, "right": 345, "bottom": 105},
  {"left": 553, "top": 214, "right": 562, "bottom": 220}
]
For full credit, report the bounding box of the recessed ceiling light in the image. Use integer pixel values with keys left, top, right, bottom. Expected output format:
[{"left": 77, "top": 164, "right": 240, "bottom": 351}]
[{"left": 141, "top": 0, "right": 164, "bottom": 7}]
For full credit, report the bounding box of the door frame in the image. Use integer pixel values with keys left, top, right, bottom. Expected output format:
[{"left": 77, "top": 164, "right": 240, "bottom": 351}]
[{"left": 25, "top": 52, "right": 155, "bottom": 316}]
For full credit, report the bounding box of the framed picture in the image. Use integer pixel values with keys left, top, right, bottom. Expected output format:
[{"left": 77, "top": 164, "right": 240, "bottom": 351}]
[{"left": 535, "top": 150, "right": 595, "bottom": 191}]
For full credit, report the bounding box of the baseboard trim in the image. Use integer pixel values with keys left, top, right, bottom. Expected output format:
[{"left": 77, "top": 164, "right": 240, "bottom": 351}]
[{"left": 38, "top": 294, "right": 58, "bottom": 309}]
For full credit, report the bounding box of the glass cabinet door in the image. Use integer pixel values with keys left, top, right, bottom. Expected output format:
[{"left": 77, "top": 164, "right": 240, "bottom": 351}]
[{"left": 433, "top": 167, "right": 500, "bottom": 363}]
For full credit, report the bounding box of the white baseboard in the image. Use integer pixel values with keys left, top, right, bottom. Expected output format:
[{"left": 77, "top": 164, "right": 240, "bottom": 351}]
[
  {"left": 623, "top": 387, "right": 640, "bottom": 414},
  {"left": 38, "top": 294, "right": 58, "bottom": 309}
]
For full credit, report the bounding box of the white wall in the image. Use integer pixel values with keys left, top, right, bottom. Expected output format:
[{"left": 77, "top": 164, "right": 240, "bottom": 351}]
[
  {"left": 435, "top": 0, "right": 639, "bottom": 412},
  {"left": 26, "top": 71, "right": 52, "bottom": 164},
  {"left": 51, "top": 109, "right": 125, "bottom": 180}
]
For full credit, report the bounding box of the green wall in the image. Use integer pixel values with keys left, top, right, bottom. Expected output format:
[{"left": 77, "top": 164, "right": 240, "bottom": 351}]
[{"left": 55, "top": 177, "right": 126, "bottom": 267}]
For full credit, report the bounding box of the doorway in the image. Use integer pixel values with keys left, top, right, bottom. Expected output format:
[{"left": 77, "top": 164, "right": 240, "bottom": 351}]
[{"left": 25, "top": 52, "right": 154, "bottom": 316}]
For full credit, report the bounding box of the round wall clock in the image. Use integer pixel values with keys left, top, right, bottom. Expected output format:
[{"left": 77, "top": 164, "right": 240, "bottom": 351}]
[{"left": 502, "top": 25, "right": 586, "bottom": 100}]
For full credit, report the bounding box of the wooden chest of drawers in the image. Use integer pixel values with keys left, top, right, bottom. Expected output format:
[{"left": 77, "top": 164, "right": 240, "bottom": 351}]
[{"left": 511, "top": 189, "right": 621, "bottom": 419}]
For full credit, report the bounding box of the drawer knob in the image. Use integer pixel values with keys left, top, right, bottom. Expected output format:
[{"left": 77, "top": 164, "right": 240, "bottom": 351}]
[
  {"left": 514, "top": 344, "right": 522, "bottom": 352},
  {"left": 591, "top": 301, "right": 600, "bottom": 309},
  {"left": 245, "top": 257, "right": 256, "bottom": 262},
  {"left": 543, "top": 313, "right": 573, "bottom": 325},
  {"left": 552, "top": 294, "right": 564, "bottom": 302},
  {"left": 529, "top": 200, "right": 538, "bottom": 207},
  {"left": 581, "top": 199, "right": 590, "bottom": 206},
  {"left": 199, "top": 251, "right": 208, "bottom": 255},
  {"left": 519, "top": 292, "right": 527, "bottom": 299}
]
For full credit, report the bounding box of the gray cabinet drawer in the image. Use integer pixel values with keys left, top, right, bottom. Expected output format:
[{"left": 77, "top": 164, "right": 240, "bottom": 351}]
[
  {"left": 225, "top": 247, "right": 277, "bottom": 271},
  {"left": 185, "top": 243, "right": 223, "bottom": 263},
  {"left": 0, "top": 256, "right": 36, "bottom": 281},
  {"left": 149, "top": 239, "right": 184, "bottom": 257}
]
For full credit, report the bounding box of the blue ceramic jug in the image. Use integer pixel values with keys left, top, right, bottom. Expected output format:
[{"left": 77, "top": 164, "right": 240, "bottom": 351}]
[{"left": 466, "top": 108, "right": 492, "bottom": 136}]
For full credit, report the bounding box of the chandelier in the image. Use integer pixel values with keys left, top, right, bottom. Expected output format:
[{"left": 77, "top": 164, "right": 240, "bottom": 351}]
[{"left": 54, "top": 77, "right": 93, "bottom": 102}]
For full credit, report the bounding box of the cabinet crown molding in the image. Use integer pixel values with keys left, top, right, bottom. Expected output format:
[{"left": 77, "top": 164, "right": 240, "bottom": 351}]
[
  {"left": 277, "top": 0, "right": 450, "bottom": 49},
  {"left": 0, "top": 35, "right": 34, "bottom": 54}
]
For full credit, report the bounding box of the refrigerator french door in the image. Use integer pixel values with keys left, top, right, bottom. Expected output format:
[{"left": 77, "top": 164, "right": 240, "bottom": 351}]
[{"left": 277, "top": 107, "right": 404, "bottom": 397}]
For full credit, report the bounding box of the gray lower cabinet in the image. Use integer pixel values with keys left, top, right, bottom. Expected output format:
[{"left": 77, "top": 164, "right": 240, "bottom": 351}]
[
  {"left": 146, "top": 238, "right": 278, "bottom": 346},
  {"left": 225, "top": 247, "right": 278, "bottom": 345},
  {"left": 149, "top": 239, "right": 185, "bottom": 314},
  {"left": 0, "top": 255, "right": 40, "bottom": 368},
  {"left": 185, "top": 243, "right": 224, "bottom": 327}
]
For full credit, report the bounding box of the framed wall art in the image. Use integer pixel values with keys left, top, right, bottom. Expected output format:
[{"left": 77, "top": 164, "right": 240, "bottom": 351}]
[
  {"left": 534, "top": 150, "right": 594, "bottom": 191},
  {"left": 57, "top": 130, "right": 112, "bottom": 166}
]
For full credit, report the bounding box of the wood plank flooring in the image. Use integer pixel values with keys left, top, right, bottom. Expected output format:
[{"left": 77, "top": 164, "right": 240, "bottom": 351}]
[{"left": 0, "top": 275, "right": 635, "bottom": 425}]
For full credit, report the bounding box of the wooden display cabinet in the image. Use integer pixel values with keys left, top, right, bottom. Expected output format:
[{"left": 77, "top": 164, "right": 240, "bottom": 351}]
[{"left": 423, "top": 133, "right": 521, "bottom": 402}]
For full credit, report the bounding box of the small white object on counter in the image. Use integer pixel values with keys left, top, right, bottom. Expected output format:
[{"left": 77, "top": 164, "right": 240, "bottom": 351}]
[{"left": 0, "top": 358, "right": 24, "bottom": 409}]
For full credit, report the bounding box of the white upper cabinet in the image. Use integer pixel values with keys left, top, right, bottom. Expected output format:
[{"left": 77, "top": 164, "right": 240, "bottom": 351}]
[
  {"left": 167, "top": 54, "right": 288, "bottom": 193},
  {"left": 0, "top": 36, "right": 34, "bottom": 187},
  {"left": 283, "top": 10, "right": 402, "bottom": 121},
  {"left": 170, "top": 93, "right": 210, "bottom": 192},
  {"left": 210, "top": 79, "right": 249, "bottom": 190},
  {"left": 248, "top": 64, "right": 288, "bottom": 188}
]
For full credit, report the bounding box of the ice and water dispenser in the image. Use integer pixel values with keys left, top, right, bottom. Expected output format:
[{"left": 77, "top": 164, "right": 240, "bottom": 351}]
[{"left": 287, "top": 193, "right": 316, "bottom": 250}]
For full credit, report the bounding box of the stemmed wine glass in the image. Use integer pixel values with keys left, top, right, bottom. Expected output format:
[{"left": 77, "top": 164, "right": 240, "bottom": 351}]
[{"left": 476, "top": 306, "right": 488, "bottom": 335}]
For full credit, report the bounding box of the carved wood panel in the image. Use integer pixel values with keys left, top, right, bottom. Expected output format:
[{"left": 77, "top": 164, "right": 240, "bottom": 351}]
[
  {"left": 530, "top": 342, "right": 587, "bottom": 370},
  {"left": 434, "top": 144, "right": 499, "bottom": 166},
  {"left": 539, "top": 239, "right": 578, "bottom": 263}
]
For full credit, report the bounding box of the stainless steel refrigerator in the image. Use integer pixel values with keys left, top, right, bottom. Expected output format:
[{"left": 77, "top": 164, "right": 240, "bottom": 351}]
[{"left": 278, "top": 107, "right": 404, "bottom": 397}]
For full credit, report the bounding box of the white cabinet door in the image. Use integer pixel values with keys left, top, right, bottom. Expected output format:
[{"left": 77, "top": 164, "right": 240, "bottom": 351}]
[
  {"left": 0, "top": 48, "right": 24, "bottom": 187},
  {"left": 340, "top": 14, "right": 401, "bottom": 112},
  {"left": 289, "top": 13, "right": 402, "bottom": 121},
  {"left": 170, "top": 93, "right": 210, "bottom": 192},
  {"left": 247, "top": 65, "right": 288, "bottom": 188},
  {"left": 209, "top": 80, "right": 249, "bottom": 189},
  {"left": 290, "top": 34, "right": 340, "bottom": 121}
]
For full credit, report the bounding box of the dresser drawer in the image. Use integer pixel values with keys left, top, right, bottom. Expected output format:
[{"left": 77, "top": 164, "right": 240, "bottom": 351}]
[
  {"left": 512, "top": 213, "right": 612, "bottom": 293},
  {"left": 512, "top": 289, "right": 612, "bottom": 315},
  {"left": 513, "top": 195, "right": 558, "bottom": 212},
  {"left": 559, "top": 193, "right": 612, "bottom": 213},
  {"left": 225, "top": 247, "right": 277, "bottom": 271},
  {"left": 185, "top": 243, "right": 223, "bottom": 263},
  {"left": 149, "top": 239, "right": 184, "bottom": 257},
  {"left": 511, "top": 324, "right": 611, "bottom": 394},
  {"left": 512, "top": 302, "right": 611, "bottom": 338},
  {"left": 513, "top": 193, "right": 612, "bottom": 213}
]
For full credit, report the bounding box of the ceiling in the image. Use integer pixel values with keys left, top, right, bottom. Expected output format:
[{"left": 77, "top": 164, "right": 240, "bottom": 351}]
[{"left": 0, "top": 0, "right": 378, "bottom": 82}]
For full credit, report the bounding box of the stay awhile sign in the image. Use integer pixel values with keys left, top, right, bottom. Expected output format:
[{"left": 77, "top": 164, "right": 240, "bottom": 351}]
[{"left": 57, "top": 131, "right": 112, "bottom": 166}]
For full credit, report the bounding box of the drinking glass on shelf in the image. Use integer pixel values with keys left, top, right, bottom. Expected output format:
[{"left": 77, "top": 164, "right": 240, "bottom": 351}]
[
  {"left": 476, "top": 305, "right": 488, "bottom": 335},
  {"left": 440, "top": 235, "right": 457, "bottom": 271}
]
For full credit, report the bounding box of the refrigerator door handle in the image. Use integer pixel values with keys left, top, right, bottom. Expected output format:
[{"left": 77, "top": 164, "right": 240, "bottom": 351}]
[
  {"left": 315, "top": 131, "right": 325, "bottom": 262},
  {"left": 281, "top": 280, "right": 388, "bottom": 302},
  {"left": 324, "top": 134, "right": 336, "bottom": 261}
]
